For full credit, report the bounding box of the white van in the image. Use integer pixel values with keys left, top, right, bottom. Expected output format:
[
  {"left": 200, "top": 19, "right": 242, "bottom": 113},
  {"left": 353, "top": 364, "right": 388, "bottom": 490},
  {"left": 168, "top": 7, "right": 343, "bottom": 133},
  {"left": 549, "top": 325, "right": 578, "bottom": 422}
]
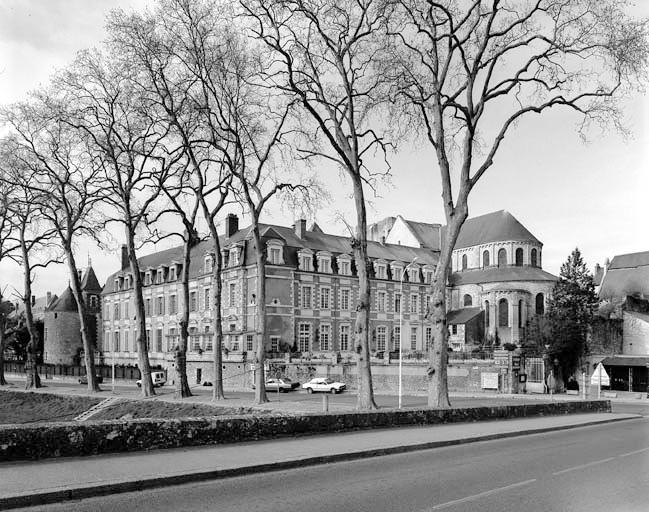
[{"left": 136, "top": 371, "right": 166, "bottom": 388}]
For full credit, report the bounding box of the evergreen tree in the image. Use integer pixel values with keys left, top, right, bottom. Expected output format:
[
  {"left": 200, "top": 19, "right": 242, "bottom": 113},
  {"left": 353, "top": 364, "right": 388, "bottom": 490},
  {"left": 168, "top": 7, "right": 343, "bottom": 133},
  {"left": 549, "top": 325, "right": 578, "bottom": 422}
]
[{"left": 546, "top": 248, "right": 597, "bottom": 378}]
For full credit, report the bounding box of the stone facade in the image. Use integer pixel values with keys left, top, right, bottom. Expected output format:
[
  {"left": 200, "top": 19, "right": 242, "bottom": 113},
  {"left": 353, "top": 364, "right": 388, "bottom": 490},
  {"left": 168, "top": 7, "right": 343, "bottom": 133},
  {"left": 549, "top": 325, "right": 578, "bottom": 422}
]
[{"left": 621, "top": 311, "right": 649, "bottom": 355}]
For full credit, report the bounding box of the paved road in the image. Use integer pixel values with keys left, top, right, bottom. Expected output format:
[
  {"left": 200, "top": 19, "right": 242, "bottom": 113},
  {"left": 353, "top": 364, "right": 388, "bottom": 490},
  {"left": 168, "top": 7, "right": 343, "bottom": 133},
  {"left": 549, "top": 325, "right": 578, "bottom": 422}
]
[{"left": 15, "top": 417, "right": 649, "bottom": 512}]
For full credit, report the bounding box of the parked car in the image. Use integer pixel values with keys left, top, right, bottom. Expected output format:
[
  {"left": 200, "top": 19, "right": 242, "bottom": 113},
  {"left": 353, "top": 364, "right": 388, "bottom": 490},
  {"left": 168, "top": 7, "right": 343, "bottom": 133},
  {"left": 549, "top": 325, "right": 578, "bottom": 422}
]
[
  {"left": 265, "top": 378, "right": 300, "bottom": 392},
  {"left": 302, "top": 377, "right": 346, "bottom": 394},
  {"left": 136, "top": 371, "right": 166, "bottom": 388},
  {"left": 78, "top": 375, "right": 103, "bottom": 385}
]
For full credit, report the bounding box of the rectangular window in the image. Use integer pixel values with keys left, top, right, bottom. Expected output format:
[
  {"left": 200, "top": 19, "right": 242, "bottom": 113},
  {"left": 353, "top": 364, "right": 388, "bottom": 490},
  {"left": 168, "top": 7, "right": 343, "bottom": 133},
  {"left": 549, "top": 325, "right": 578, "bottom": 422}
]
[
  {"left": 270, "top": 336, "right": 280, "bottom": 352},
  {"left": 452, "top": 324, "right": 458, "bottom": 335},
  {"left": 169, "top": 267, "right": 176, "bottom": 281},
  {"left": 231, "top": 335, "right": 239, "bottom": 351},
  {"left": 230, "top": 249, "right": 239, "bottom": 267},
  {"left": 114, "top": 331, "right": 120, "bottom": 352},
  {"left": 394, "top": 293, "right": 401, "bottom": 313},
  {"left": 300, "top": 255, "right": 312, "bottom": 271},
  {"left": 301, "top": 285, "right": 312, "bottom": 309},
  {"left": 319, "top": 259, "right": 330, "bottom": 273},
  {"left": 156, "top": 296, "right": 164, "bottom": 315},
  {"left": 246, "top": 334, "right": 254, "bottom": 352},
  {"left": 376, "top": 265, "right": 386, "bottom": 279},
  {"left": 169, "top": 295, "right": 177, "bottom": 315},
  {"left": 410, "top": 327, "right": 418, "bottom": 350},
  {"left": 190, "top": 291, "right": 198, "bottom": 312},
  {"left": 229, "top": 283, "right": 236, "bottom": 307},
  {"left": 298, "top": 324, "right": 311, "bottom": 352},
  {"left": 205, "top": 256, "right": 213, "bottom": 273},
  {"left": 376, "top": 326, "right": 386, "bottom": 351},
  {"left": 156, "top": 328, "right": 163, "bottom": 352},
  {"left": 157, "top": 269, "right": 163, "bottom": 284},
  {"left": 204, "top": 288, "right": 211, "bottom": 311},
  {"left": 319, "top": 324, "right": 330, "bottom": 351},
  {"left": 113, "top": 303, "right": 120, "bottom": 320},
  {"left": 341, "top": 289, "right": 350, "bottom": 310},
  {"left": 190, "top": 327, "right": 200, "bottom": 351},
  {"left": 145, "top": 298, "right": 152, "bottom": 316},
  {"left": 425, "top": 271, "right": 433, "bottom": 284},
  {"left": 205, "top": 326, "right": 213, "bottom": 351},
  {"left": 393, "top": 267, "right": 402, "bottom": 281},
  {"left": 340, "top": 325, "right": 350, "bottom": 351},
  {"left": 269, "top": 247, "right": 281, "bottom": 264},
  {"left": 425, "top": 327, "right": 432, "bottom": 351},
  {"left": 425, "top": 295, "right": 431, "bottom": 313},
  {"left": 124, "top": 331, "right": 129, "bottom": 352},
  {"left": 320, "top": 287, "right": 330, "bottom": 309},
  {"left": 377, "top": 291, "right": 386, "bottom": 312},
  {"left": 394, "top": 326, "right": 401, "bottom": 351},
  {"left": 410, "top": 294, "right": 418, "bottom": 313},
  {"left": 339, "top": 260, "right": 350, "bottom": 276},
  {"left": 168, "top": 327, "right": 176, "bottom": 351},
  {"left": 409, "top": 268, "right": 418, "bottom": 282},
  {"left": 105, "top": 331, "right": 110, "bottom": 351}
]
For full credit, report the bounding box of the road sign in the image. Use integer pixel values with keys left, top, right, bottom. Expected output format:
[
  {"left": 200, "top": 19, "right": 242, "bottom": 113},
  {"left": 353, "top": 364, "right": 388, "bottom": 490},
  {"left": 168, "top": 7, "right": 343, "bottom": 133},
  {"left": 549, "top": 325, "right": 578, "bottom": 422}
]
[{"left": 590, "top": 363, "right": 610, "bottom": 386}]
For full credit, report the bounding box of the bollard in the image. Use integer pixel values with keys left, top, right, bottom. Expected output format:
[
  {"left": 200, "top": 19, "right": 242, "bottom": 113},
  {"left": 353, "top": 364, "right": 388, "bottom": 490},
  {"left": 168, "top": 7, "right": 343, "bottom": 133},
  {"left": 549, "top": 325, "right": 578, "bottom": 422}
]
[{"left": 322, "top": 393, "right": 329, "bottom": 413}]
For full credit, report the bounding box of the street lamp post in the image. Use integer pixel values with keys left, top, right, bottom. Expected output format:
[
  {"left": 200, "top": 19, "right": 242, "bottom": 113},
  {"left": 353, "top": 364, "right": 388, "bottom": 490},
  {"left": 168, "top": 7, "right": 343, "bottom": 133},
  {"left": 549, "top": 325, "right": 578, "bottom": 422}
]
[{"left": 399, "top": 258, "right": 417, "bottom": 409}]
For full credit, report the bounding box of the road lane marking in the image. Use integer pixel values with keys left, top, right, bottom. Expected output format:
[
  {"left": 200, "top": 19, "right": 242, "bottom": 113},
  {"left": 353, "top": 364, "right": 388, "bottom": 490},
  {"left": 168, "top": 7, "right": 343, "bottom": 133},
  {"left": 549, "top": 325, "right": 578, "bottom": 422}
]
[
  {"left": 552, "top": 457, "right": 615, "bottom": 476},
  {"left": 618, "top": 447, "right": 649, "bottom": 458},
  {"left": 430, "top": 479, "right": 537, "bottom": 510}
]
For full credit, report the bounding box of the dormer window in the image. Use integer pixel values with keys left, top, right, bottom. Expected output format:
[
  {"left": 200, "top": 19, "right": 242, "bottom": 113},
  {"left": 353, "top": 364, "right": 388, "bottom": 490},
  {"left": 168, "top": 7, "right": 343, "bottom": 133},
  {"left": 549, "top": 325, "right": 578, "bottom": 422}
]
[
  {"left": 408, "top": 266, "right": 419, "bottom": 283},
  {"left": 266, "top": 239, "right": 285, "bottom": 265},
  {"left": 337, "top": 254, "right": 352, "bottom": 276},
  {"left": 423, "top": 266, "right": 435, "bottom": 284},
  {"left": 374, "top": 260, "right": 387, "bottom": 279},
  {"left": 391, "top": 262, "right": 404, "bottom": 281},
  {"left": 229, "top": 248, "right": 239, "bottom": 267},
  {"left": 316, "top": 251, "right": 332, "bottom": 274},
  {"left": 205, "top": 255, "right": 214, "bottom": 273},
  {"left": 169, "top": 266, "right": 177, "bottom": 281},
  {"left": 144, "top": 272, "right": 152, "bottom": 286},
  {"left": 156, "top": 269, "right": 164, "bottom": 284},
  {"left": 298, "top": 249, "right": 314, "bottom": 271}
]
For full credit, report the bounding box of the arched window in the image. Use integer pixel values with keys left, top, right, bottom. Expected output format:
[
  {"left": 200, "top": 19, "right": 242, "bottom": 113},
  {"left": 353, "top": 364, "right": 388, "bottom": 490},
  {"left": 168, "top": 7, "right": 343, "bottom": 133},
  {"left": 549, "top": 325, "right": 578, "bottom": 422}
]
[
  {"left": 498, "top": 298, "right": 509, "bottom": 327},
  {"left": 531, "top": 248, "right": 538, "bottom": 267},
  {"left": 518, "top": 299, "right": 524, "bottom": 328},
  {"left": 515, "top": 248, "right": 523, "bottom": 266},
  {"left": 483, "top": 250, "right": 490, "bottom": 267},
  {"left": 536, "top": 293, "right": 545, "bottom": 315},
  {"left": 461, "top": 254, "right": 467, "bottom": 270},
  {"left": 498, "top": 248, "right": 507, "bottom": 266},
  {"left": 463, "top": 294, "right": 472, "bottom": 307},
  {"left": 484, "top": 300, "right": 490, "bottom": 327}
]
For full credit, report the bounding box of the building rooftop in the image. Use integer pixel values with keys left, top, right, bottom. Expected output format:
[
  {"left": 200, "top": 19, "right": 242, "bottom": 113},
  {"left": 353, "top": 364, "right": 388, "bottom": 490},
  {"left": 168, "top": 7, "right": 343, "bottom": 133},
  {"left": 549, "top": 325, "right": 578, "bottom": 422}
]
[
  {"left": 599, "top": 250, "right": 649, "bottom": 300},
  {"left": 449, "top": 266, "right": 558, "bottom": 286},
  {"left": 446, "top": 210, "right": 542, "bottom": 250},
  {"left": 447, "top": 307, "right": 483, "bottom": 324},
  {"left": 48, "top": 287, "right": 78, "bottom": 312}
]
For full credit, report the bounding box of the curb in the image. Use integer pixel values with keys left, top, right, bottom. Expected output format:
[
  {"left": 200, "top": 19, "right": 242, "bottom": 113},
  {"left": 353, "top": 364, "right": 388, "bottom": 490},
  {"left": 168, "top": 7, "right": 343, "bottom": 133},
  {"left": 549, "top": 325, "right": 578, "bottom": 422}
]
[{"left": 0, "top": 414, "right": 640, "bottom": 510}]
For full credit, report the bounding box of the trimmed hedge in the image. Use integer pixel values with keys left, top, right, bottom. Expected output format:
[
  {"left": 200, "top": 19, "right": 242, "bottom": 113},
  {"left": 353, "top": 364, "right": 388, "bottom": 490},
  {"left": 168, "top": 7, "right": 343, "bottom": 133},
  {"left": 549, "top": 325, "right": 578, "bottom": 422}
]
[{"left": 0, "top": 400, "right": 610, "bottom": 461}]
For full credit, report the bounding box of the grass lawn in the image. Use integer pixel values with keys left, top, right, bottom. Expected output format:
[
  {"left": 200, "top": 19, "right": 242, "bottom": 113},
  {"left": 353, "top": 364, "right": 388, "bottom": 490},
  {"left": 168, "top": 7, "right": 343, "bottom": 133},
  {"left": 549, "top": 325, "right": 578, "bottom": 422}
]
[
  {"left": 91, "top": 400, "right": 262, "bottom": 420},
  {"left": 0, "top": 390, "right": 102, "bottom": 424}
]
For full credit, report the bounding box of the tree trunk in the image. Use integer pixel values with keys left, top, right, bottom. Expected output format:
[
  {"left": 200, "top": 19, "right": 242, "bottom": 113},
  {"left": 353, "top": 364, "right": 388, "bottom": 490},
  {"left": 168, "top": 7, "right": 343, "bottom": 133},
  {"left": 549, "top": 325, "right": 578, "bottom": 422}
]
[
  {"left": 21, "top": 235, "right": 41, "bottom": 390},
  {"left": 351, "top": 177, "right": 377, "bottom": 410},
  {"left": 427, "top": 210, "right": 466, "bottom": 408},
  {"left": 175, "top": 238, "right": 193, "bottom": 398},
  {"left": 0, "top": 319, "right": 7, "bottom": 386},
  {"left": 126, "top": 227, "right": 155, "bottom": 396},
  {"left": 64, "top": 246, "right": 101, "bottom": 392},
  {"left": 211, "top": 232, "right": 225, "bottom": 400},
  {"left": 252, "top": 220, "right": 268, "bottom": 404}
]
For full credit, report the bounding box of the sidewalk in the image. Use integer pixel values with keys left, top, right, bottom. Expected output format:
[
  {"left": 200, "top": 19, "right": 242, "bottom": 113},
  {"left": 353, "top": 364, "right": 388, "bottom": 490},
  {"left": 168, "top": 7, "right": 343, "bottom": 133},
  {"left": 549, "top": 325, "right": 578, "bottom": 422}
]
[{"left": 0, "top": 411, "right": 639, "bottom": 509}]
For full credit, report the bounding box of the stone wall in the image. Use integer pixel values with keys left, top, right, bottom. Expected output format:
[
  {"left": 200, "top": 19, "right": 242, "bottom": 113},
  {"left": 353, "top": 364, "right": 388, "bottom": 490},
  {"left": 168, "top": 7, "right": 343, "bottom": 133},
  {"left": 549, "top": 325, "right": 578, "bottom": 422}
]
[
  {"left": 622, "top": 312, "right": 649, "bottom": 355},
  {"left": 0, "top": 400, "right": 611, "bottom": 462}
]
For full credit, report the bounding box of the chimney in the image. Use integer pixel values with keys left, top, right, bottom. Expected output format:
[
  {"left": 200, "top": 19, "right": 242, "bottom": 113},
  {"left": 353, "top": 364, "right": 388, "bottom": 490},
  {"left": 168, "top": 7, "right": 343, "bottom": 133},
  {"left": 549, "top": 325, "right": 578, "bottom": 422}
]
[
  {"left": 121, "top": 244, "right": 129, "bottom": 270},
  {"left": 46, "top": 292, "right": 51, "bottom": 306},
  {"left": 225, "top": 213, "right": 239, "bottom": 238},
  {"left": 380, "top": 235, "right": 386, "bottom": 245},
  {"left": 295, "top": 219, "right": 307, "bottom": 239}
]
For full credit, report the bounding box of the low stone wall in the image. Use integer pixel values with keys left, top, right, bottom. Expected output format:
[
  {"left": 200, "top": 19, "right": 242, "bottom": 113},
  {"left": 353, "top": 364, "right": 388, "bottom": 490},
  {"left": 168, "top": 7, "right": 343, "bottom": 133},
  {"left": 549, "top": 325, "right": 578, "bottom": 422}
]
[{"left": 0, "top": 400, "right": 610, "bottom": 462}]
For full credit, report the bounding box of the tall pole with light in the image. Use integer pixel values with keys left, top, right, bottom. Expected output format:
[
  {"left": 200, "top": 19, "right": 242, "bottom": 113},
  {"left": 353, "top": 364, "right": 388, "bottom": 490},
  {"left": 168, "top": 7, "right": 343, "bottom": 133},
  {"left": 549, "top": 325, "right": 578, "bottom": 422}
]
[{"left": 399, "top": 258, "right": 417, "bottom": 409}]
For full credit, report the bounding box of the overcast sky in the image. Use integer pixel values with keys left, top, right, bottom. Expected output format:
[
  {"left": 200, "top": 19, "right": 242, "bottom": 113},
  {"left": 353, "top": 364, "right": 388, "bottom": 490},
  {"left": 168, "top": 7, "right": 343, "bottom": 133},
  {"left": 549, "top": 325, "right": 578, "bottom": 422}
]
[{"left": 0, "top": 0, "right": 647, "bottom": 299}]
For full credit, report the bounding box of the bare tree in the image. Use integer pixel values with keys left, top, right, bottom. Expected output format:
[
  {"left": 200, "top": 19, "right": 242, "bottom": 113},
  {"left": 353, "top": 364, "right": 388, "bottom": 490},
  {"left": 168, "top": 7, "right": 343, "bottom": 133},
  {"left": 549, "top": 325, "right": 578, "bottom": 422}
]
[
  {"left": 54, "top": 49, "right": 176, "bottom": 397},
  {"left": 2, "top": 98, "right": 104, "bottom": 392},
  {"left": 0, "top": 181, "right": 19, "bottom": 385},
  {"left": 242, "top": 0, "right": 393, "bottom": 409},
  {"left": 0, "top": 154, "right": 60, "bottom": 389},
  {"left": 387, "top": 0, "right": 648, "bottom": 407},
  {"left": 106, "top": 1, "right": 235, "bottom": 399}
]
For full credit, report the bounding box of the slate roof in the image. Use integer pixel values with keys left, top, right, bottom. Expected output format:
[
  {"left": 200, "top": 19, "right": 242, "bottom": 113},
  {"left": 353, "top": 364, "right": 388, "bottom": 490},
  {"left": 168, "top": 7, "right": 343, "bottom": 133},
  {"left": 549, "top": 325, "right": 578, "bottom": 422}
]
[
  {"left": 598, "top": 250, "right": 649, "bottom": 300},
  {"left": 103, "top": 222, "right": 440, "bottom": 295},
  {"left": 401, "top": 218, "right": 442, "bottom": 250},
  {"left": 601, "top": 355, "right": 649, "bottom": 367},
  {"left": 449, "top": 266, "right": 558, "bottom": 286},
  {"left": 80, "top": 266, "right": 102, "bottom": 292},
  {"left": 445, "top": 210, "right": 542, "bottom": 250},
  {"left": 447, "top": 307, "right": 483, "bottom": 324},
  {"left": 49, "top": 287, "right": 78, "bottom": 312}
]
